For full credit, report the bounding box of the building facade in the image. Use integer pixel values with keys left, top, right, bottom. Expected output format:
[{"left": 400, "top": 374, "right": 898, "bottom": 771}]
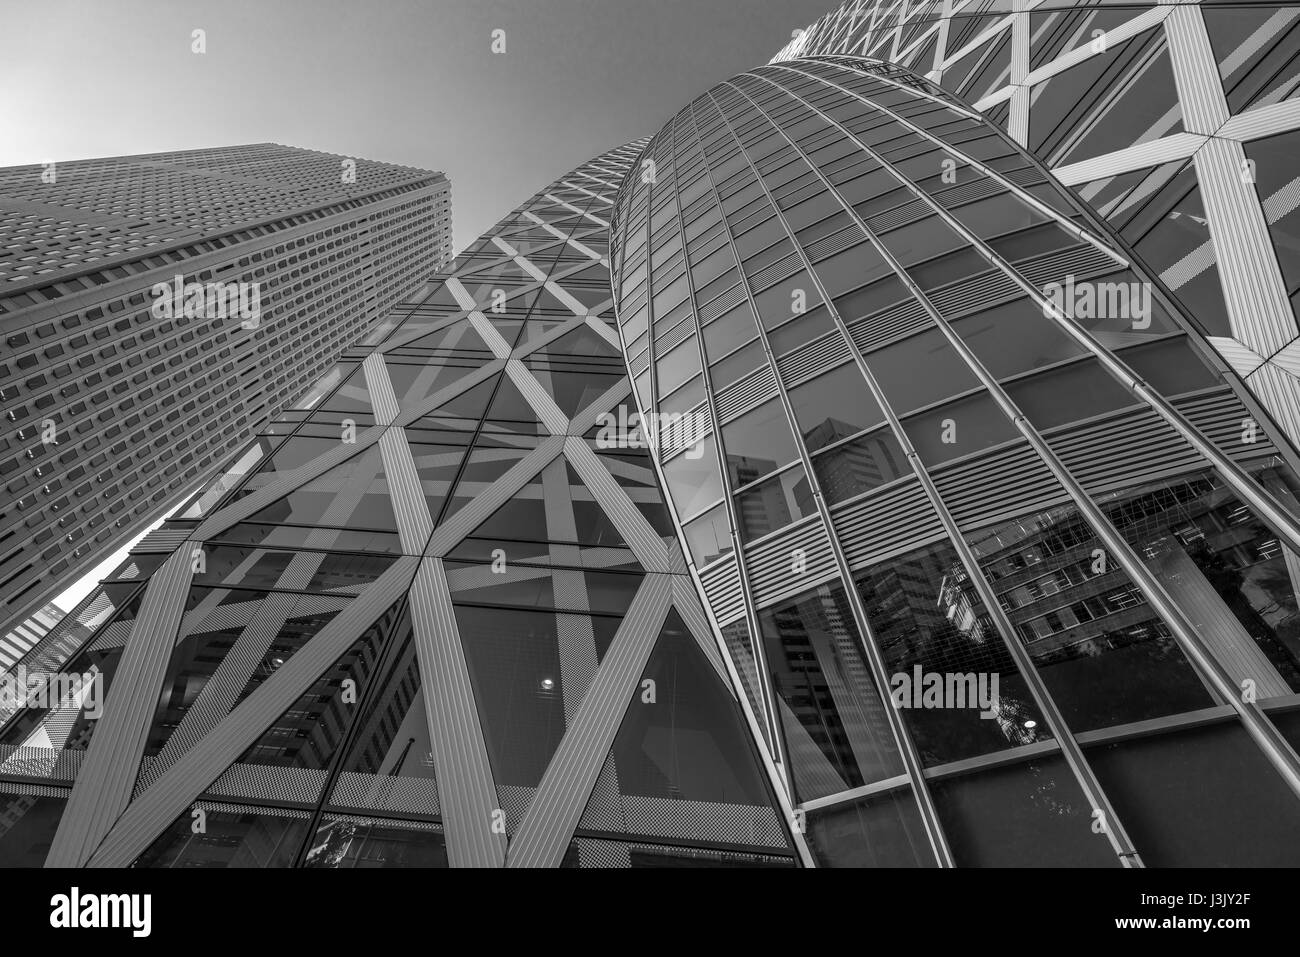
[
  {"left": 5, "top": 0, "right": 1300, "bottom": 868},
  {"left": 610, "top": 50, "right": 1300, "bottom": 867},
  {"left": 776, "top": 0, "right": 1300, "bottom": 449},
  {"left": 0, "top": 144, "right": 452, "bottom": 654},
  {"left": 0, "top": 144, "right": 798, "bottom": 869}
]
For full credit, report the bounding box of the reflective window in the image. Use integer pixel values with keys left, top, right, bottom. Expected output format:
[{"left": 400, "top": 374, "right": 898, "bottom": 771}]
[
  {"left": 903, "top": 390, "right": 1018, "bottom": 466},
  {"left": 853, "top": 540, "right": 1050, "bottom": 766},
  {"left": 662, "top": 435, "right": 723, "bottom": 521},
  {"left": 736, "top": 465, "right": 817, "bottom": 543},
  {"left": 968, "top": 502, "right": 1215, "bottom": 732},
  {"left": 710, "top": 339, "right": 765, "bottom": 388},
  {"left": 135, "top": 806, "right": 311, "bottom": 868},
  {"left": 1104, "top": 470, "right": 1300, "bottom": 693},
  {"left": 806, "top": 789, "right": 937, "bottom": 868},
  {"left": 932, "top": 756, "right": 1118, "bottom": 867},
  {"left": 788, "top": 364, "right": 885, "bottom": 451},
  {"left": 758, "top": 585, "right": 903, "bottom": 802},
  {"left": 949, "top": 297, "right": 1087, "bottom": 379},
  {"left": 812, "top": 427, "right": 909, "bottom": 503},
  {"left": 1006, "top": 358, "right": 1136, "bottom": 430},
  {"left": 865, "top": 327, "right": 980, "bottom": 415},
  {"left": 683, "top": 503, "right": 732, "bottom": 567},
  {"left": 722, "top": 399, "right": 799, "bottom": 487}
]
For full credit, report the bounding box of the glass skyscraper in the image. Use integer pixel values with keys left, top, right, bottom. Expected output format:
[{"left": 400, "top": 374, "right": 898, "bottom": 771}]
[{"left": 5, "top": 0, "right": 1300, "bottom": 868}]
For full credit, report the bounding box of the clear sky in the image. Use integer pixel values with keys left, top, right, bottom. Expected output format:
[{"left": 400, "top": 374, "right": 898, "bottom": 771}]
[{"left": 0, "top": 0, "right": 834, "bottom": 251}]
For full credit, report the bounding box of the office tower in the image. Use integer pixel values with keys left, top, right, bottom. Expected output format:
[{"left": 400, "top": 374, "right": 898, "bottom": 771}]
[
  {"left": 0, "top": 144, "right": 452, "bottom": 648},
  {"left": 0, "top": 143, "right": 796, "bottom": 869},
  {"left": 611, "top": 52, "right": 1300, "bottom": 867}
]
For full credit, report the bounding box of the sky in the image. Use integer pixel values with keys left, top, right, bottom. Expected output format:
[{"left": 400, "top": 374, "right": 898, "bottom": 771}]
[{"left": 0, "top": 0, "right": 835, "bottom": 251}]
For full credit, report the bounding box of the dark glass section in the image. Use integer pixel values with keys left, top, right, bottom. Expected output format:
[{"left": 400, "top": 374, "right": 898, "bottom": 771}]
[
  {"left": 949, "top": 297, "right": 1087, "bottom": 378},
  {"left": 303, "top": 817, "right": 447, "bottom": 868},
  {"left": 852, "top": 540, "right": 1050, "bottom": 766},
  {"left": 735, "top": 465, "right": 818, "bottom": 542},
  {"left": 1102, "top": 470, "right": 1300, "bottom": 694},
  {"left": 968, "top": 503, "right": 1215, "bottom": 733},
  {"left": 0, "top": 789, "right": 68, "bottom": 867},
  {"left": 452, "top": 604, "right": 572, "bottom": 789},
  {"left": 322, "top": 630, "right": 439, "bottom": 819},
  {"left": 682, "top": 503, "right": 732, "bottom": 567},
  {"left": 134, "top": 805, "right": 312, "bottom": 868},
  {"left": 578, "top": 611, "right": 789, "bottom": 852},
  {"left": 932, "top": 756, "right": 1118, "bottom": 867},
  {"left": 805, "top": 788, "right": 936, "bottom": 868},
  {"left": 1086, "top": 721, "right": 1300, "bottom": 866},
  {"left": 228, "top": 602, "right": 409, "bottom": 786},
  {"left": 758, "top": 584, "right": 903, "bottom": 803},
  {"left": 812, "top": 427, "right": 909, "bottom": 504}
]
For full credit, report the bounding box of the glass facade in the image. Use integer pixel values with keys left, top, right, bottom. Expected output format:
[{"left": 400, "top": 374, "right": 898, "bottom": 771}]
[
  {"left": 7, "top": 0, "right": 1300, "bottom": 869},
  {"left": 0, "top": 144, "right": 794, "bottom": 869},
  {"left": 611, "top": 51, "right": 1300, "bottom": 867}
]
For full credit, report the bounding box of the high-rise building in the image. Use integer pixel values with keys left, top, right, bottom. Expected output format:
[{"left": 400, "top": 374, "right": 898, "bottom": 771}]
[
  {"left": 611, "top": 51, "right": 1300, "bottom": 867},
  {"left": 0, "top": 143, "right": 796, "bottom": 869},
  {"left": 6, "top": 0, "right": 1300, "bottom": 869},
  {"left": 0, "top": 144, "right": 452, "bottom": 647}
]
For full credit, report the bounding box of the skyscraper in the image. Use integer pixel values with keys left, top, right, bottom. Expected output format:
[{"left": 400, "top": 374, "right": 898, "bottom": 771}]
[
  {"left": 611, "top": 52, "right": 1300, "bottom": 867},
  {"left": 0, "top": 144, "right": 452, "bottom": 654},
  {"left": 6, "top": 0, "right": 1300, "bottom": 869}
]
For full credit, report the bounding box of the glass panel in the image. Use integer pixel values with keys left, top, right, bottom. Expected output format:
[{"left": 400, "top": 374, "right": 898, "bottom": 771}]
[
  {"left": 812, "top": 426, "right": 909, "bottom": 505},
  {"left": 722, "top": 399, "right": 799, "bottom": 487},
  {"left": 1102, "top": 469, "right": 1300, "bottom": 693},
  {"left": 968, "top": 503, "right": 1215, "bottom": 732},
  {"left": 1086, "top": 721, "right": 1300, "bottom": 866},
  {"left": 805, "top": 789, "right": 936, "bottom": 868},
  {"left": 903, "top": 390, "right": 1019, "bottom": 466},
  {"left": 683, "top": 503, "right": 732, "bottom": 567},
  {"left": 853, "top": 540, "right": 1050, "bottom": 766},
  {"left": 134, "top": 805, "right": 311, "bottom": 868},
  {"left": 662, "top": 435, "right": 723, "bottom": 521},
  {"left": 735, "top": 465, "right": 818, "bottom": 543},
  {"left": 949, "top": 297, "right": 1087, "bottom": 379},
  {"left": 933, "top": 756, "right": 1119, "bottom": 867},
  {"left": 304, "top": 817, "right": 447, "bottom": 868},
  {"left": 787, "top": 364, "right": 885, "bottom": 451},
  {"left": 577, "top": 612, "right": 790, "bottom": 852},
  {"left": 865, "top": 327, "right": 980, "bottom": 415},
  {"left": 757, "top": 584, "right": 903, "bottom": 803}
]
